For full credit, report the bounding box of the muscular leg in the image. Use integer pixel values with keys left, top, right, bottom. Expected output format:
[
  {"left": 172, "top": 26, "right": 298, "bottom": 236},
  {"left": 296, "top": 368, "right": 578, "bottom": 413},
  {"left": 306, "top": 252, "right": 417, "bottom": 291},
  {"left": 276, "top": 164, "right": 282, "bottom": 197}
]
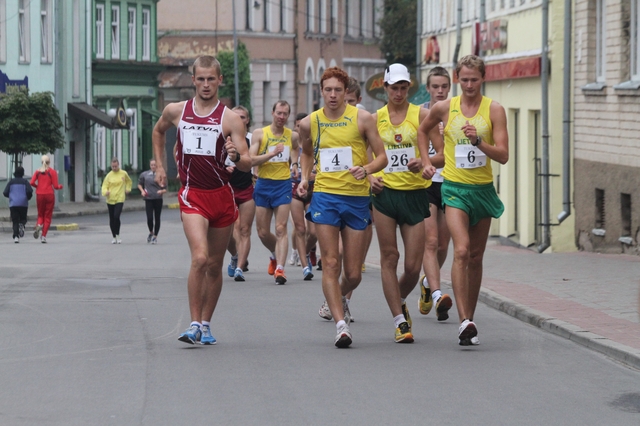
[
  {"left": 445, "top": 207, "right": 474, "bottom": 322},
  {"left": 290, "top": 198, "right": 309, "bottom": 268},
  {"left": 397, "top": 221, "right": 426, "bottom": 300},
  {"left": 340, "top": 226, "right": 369, "bottom": 296},
  {"left": 255, "top": 206, "right": 276, "bottom": 253},
  {"left": 315, "top": 224, "right": 344, "bottom": 322},
  {"left": 273, "top": 204, "right": 291, "bottom": 267},
  {"left": 437, "top": 207, "right": 451, "bottom": 266},
  {"left": 466, "top": 217, "right": 492, "bottom": 320},
  {"left": 422, "top": 203, "right": 442, "bottom": 292},
  {"left": 236, "top": 200, "right": 255, "bottom": 270},
  {"left": 373, "top": 208, "right": 402, "bottom": 318}
]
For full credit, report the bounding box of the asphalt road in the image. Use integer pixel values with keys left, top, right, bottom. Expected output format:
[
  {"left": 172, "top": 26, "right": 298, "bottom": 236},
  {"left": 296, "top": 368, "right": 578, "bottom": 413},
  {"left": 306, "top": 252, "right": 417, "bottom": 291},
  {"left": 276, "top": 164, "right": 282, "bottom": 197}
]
[{"left": 1, "top": 210, "right": 639, "bottom": 425}]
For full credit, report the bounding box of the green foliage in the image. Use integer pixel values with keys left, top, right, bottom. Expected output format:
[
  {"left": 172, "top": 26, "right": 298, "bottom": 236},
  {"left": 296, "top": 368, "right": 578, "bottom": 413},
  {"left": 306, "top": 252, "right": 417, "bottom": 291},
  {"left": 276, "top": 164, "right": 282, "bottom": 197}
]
[
  {"left": 217, "top": 41, "right": 253, "bottom": 119},
  {"left": 378, "top": 0, "right": 417, "bottom": 67},
  {"left": 0, "top": 90, "right": 65, "bottom": 167}
]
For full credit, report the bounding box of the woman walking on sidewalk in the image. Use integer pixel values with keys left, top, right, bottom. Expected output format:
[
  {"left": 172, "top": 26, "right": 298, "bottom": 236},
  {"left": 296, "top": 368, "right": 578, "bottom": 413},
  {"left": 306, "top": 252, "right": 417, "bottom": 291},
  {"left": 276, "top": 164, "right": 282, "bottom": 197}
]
[
  {"left": 138, "top": 159, "right": 166, "bottom": 244},
  {"left": 102, "top": 158, "right": 132, "bottom": 244},
  {"left": 30, "top": 155, "right": 63, "bottom": 243}
]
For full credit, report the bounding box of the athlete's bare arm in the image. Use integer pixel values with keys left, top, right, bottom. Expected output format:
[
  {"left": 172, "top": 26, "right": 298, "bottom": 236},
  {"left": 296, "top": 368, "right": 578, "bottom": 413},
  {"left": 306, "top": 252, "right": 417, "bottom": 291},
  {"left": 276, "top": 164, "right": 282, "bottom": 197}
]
[
  {"left": 152, "top": 101, "right": 186, "bottom": 187},
  {"left": 222, "top": 109, "right": 252, "bottom": 172},
  {"left": 355, "top": 110, "right": 387, "bottom": 180},
  {"left": 296, "top": 116, "right": 313, "bottom": 197},
  {"left": 290, "top": 131, "right": 300, "bottom": 180},
  {"left": 249, "top": 128, "right": 284, "bottom": 167}
]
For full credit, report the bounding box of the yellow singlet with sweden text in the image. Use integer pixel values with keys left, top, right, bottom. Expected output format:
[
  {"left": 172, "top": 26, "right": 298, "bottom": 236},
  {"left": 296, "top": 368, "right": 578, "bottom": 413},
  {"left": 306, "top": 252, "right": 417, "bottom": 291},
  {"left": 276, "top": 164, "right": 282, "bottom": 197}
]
[
  {"left": 258, "top": 126, "right": 293, "bottom": 180},
  {"left": 442, "top": 96, "right": 495, "bottom": 185},
  {"left": 310, "top": 104, "right": 370, "bottom": 196},
  {"left": 374, "top": 103, "right": 430, "bottom": 190}
]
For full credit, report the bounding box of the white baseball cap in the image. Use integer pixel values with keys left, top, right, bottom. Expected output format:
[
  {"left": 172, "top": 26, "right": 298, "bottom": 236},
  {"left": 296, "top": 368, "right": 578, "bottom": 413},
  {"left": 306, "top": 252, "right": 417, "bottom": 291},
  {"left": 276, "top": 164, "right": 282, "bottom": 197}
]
[{"left": 384, "top": 63, "right": 411, "bottom": 85}]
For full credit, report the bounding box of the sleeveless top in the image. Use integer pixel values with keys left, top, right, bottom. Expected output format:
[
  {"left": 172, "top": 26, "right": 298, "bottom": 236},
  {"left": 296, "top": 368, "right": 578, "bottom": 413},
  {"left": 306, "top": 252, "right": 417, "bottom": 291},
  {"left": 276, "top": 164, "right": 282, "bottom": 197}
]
[
  {"left": 257, "top": 126, "right": 293, "bottom": 180},
  {"left": 229, "top": 134, "right": 253, "bottom": 189},
  {"left": 374, "top": 103, "right": 430, "bottom": 191},
  {"left": 176, "top": 99, "right": 231, "bottom": 190},
  {"left": 309, "top": 104, "right": 369, "bottom": 197},
  {"left": 424, "top": 102, "right": 444, "bottom": 183},
  {"left": 442, "top": 96, "right": 495, "bottom": 185}
]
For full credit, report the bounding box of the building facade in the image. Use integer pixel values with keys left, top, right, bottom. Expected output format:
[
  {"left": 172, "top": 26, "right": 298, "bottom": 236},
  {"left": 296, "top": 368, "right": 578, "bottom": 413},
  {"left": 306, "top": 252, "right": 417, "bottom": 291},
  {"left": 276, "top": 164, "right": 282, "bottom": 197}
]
[
  {"left": 573, "top": 0, "right": 640, "bottom": 255},
  {"left": 419, "top": 0, "right": 575, "bottom": 252},
  {"left": 156, "top": 0, "right": 386, "bottom": 130}
]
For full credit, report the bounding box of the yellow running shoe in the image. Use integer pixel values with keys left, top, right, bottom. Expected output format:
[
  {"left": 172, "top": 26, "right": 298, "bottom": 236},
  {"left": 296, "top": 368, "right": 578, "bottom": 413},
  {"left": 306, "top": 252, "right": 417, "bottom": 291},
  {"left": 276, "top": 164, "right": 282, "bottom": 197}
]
[
  {"left": 395, "top": 321, "right": 414, "bottom": 343},
  {"left": 418, "top": 275, "right": 433, "bottom": 315},
  {"left": 401, "top": 302, "right": 412, "bottom": 329}
]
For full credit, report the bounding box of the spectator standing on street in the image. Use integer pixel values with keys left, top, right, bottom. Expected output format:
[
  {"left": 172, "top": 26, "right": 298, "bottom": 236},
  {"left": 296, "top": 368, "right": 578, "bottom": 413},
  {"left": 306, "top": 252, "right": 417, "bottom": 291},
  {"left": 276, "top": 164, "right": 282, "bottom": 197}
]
[
  {"left": 418, "top": 55, "right": 509, "bottom": 346},
  {"left": 30, "top": 155, "right": 63, "bottom": 243},
  {"left": 102, "top": 158, "right": 132, "bottom": 244},
  {"left": 152, "top": 55, "right": 250, "bottom": 345},
  {"left": 3, "top": 166, "right": 33, "bottom": 243},
  {"left": 138, "top": 159, "right": 167, "bottom": 244}
]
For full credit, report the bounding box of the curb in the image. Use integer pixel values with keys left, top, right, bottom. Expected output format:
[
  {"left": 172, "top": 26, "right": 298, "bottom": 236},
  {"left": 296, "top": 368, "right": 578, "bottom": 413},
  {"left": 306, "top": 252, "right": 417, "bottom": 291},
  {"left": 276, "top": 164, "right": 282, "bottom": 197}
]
[
  {"left": 54, "top": 223, "right": 79, "bottom": 231},
  {"left": 167, "top": 203, "right": 179, "bottom": 209}
]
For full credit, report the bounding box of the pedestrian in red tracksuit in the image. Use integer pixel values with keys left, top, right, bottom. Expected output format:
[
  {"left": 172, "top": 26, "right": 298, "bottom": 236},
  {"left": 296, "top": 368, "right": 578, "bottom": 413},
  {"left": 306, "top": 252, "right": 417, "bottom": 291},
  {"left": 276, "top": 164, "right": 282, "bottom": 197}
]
[{"left": 30, "top": 155, "right": 63, "bottom": 243}]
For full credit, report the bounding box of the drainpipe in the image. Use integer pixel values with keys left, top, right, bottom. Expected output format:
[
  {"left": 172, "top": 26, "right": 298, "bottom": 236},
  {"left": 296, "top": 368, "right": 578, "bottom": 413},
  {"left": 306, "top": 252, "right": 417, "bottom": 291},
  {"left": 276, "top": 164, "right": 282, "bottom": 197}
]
[
  {"left": 452, "top": 0, "right": 462, "bottom": 96},
  {"left": 557, "top": 0, "right": 572, "bottom": 223},
  {"left": 86, "top": 0, "right": 100, "bottom": 201},
  {"left": 416, "top": 0, "right": 422, "bottom": 85},
  {"left": 479, "top": 0, "right": 486, "bottom": 58},
  {"left": 232, "top": 1, "right": 240, "bottom": 107},
  {"left": 537, "top": 0, "right": 551, "bottom": 253}
]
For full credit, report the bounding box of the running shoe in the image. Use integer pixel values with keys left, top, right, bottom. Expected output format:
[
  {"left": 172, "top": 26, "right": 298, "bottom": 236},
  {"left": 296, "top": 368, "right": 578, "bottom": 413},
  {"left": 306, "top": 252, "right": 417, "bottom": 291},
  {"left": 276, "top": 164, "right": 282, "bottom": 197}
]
[
  {"left": 234, "top": 267, "right": 245, "bottom": 282},
  {"left": 112, "top": 238, "right": 117, "bottom": 244},
  {"left": 317, "top": 258, "right": 322, "bottom": 271},
  {"left": 18, "top": 223, "right": 25, "bottom": 238},
  {"left": 334, "top": 323, "right": 352, "bottom": 348},
  {"left": 459, "top": 336, "right": 480, "bottom": 346},
  {"left": 395, "top": 321, "right": 414, "bottom": 343},
  {"left": 342, "top": 296, "right": 352, "bottom": 324},
  {"left": 242, "top": 260, "right": 249, "bottom": 272},
  {"left": 319, "top": 300, "right": 333, "bottom": 320},
  {"left": 458, "top": 319, "right": 478, "bottom": 346},
  {"left": 151, "top": 236, "right": 157, "bottom": 245},
  {"left": 418, "top": 275, "right": 433, "bottom": 315},
  {"left": 303, "top": 266, "right": 314, "bottom": 281},
  {"left": 401, "top": 302, "right": 412, "bottom": 329},
  {"left": 268, "top": 258, "right": 277, "bottom": 275},
  {"left": 116, "top": 236, "right": 122, "bottom": 244},
  {"left": 200, "top": 325, "right": 217, "bottom": 345},
  {"left": 228, "top": 257, "right": 238, "bottom": 277},
  {"left": 288, "top": 249, "right": 299, "bottom": 265},
  {"left": 306, "top": 254, "right": 312, "bottom": 269},
  {"left": 274, "top": 268, "right": 287, "bottom": 285},
  {"left": 435, "top": 294, "right": 453, "bottom": 321},
  {"left": 147, "top": 233, "right": 153, "bottom": 243},
  {"left": 33, "top": 225, "right": 42, "bottom": 239},
  {"left": 309, "top": 247, "right": 317, "bottom": 266},
  {"left": 178, "top": 324, "right": 201, "bottom": 344},
  {"left": 14, "top": 237, "right": 19, "bottom": 243},
  {"left": 41, "top": 236, "right": 47, "bottom": 244},
  {"left": 362, "top": 263, "right": 366, "bottom": 272}
]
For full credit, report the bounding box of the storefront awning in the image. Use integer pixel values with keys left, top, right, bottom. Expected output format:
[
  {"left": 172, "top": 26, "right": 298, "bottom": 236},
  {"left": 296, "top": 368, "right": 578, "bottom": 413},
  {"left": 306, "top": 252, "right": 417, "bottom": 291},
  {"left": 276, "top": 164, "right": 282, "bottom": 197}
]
[{"left": 67, "top": 102, "right": 116, "bottom": 129}]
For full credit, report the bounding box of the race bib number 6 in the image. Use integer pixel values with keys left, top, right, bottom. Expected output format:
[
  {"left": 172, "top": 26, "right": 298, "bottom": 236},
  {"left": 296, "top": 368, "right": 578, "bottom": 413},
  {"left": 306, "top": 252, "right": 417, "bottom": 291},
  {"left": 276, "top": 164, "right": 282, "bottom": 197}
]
[
  {"left": 455, "top": 144, "right": 486, "bottom": 169},
  {"left": 384, "top": 147, "right": 415, "bottom": 173},
  {"left": 319, "top": 147, "right": 353, "bottom": 172},
  {"left": 183, "top": 129, "right": 218, "bottom": 156},
  {"left": 268, "top": 145, "right": 291, "bottom": 163}
]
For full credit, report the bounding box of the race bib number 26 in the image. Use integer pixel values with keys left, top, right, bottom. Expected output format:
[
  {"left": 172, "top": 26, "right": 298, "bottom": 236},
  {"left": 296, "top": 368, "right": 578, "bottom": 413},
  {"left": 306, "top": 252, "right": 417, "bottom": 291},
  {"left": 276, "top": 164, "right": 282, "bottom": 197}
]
[{"left": 182, "top": 129, "right": 218, "bottom": 156}]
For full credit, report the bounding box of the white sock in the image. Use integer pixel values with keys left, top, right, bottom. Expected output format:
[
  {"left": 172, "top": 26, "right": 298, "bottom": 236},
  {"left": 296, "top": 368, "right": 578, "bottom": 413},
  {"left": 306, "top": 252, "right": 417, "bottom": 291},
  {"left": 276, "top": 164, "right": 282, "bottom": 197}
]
[
  {"left": 336, "top": 320, "right": 346, "bottom": 330},
  {"left": 400, "top": 298, "right": 406, "bottom": 304},
  {"left": 202, "top": 321, "right": 210, "bottom": 328},
  {"left": 276, "top": 264, "right": 284, "bottom": 271},
  {"left": 394, "top": 314, "right": 406, "bottom": 328},
  {"left": 422, "top": 276, "right": 429, "bottom": 287},
  {"left": 432, "top": 289, "right": 442, "bottom": 302},
  {"left": 190, "top": 321, "right": 202, "bottom": 328}
]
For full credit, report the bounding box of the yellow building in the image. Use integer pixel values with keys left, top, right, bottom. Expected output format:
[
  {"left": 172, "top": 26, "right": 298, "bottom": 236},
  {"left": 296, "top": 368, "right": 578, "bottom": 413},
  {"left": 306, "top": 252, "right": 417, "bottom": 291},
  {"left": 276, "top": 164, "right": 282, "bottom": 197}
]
[{"left": 420, "top": 0, "right": 574, "bottom": 252}]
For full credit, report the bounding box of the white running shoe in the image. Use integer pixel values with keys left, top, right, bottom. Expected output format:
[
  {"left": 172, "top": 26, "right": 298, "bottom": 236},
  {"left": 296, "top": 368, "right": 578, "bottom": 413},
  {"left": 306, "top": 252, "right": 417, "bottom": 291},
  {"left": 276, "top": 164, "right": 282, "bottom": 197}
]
[
  {"left": 288, "top": 249, "right": 299, "bottom": 265},
  {"left": 41, "top": 236, "right": 47, "bottom": 244},
  {"left": 342, "top": 296, "right": 352, "bottom": 325},
  {"left": 112, "top": 238, "right": 117, "bottom": 244},
  {"left": 13, "top": 237, "right": 19, "bottom": 243},
  {"left": 458, "top": 319, "right": 478, "bottom": 346},
  {"left": 318, "top": 300, "right": 332, "bottom": 320},
  {"left": 334, "top": 323, "right": 352, "bottom": 348},
  {"left": 116, "top": 236, "right": 122, "bottom": 244}
]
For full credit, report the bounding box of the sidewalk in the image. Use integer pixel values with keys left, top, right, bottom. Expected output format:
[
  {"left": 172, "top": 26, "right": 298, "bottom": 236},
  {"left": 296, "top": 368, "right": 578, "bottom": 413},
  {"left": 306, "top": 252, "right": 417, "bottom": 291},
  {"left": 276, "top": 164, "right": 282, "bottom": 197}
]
[
  {"left": 1, "top": 197, "right": 639, "bottom": 369},
  {"left": 365, "top": 229, "right": 640, "bottom": 370}
]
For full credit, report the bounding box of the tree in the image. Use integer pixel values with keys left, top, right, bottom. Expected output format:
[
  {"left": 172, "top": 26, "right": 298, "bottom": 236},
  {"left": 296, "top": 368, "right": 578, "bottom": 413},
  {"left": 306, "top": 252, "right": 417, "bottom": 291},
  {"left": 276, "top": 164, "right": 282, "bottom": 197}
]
[
  {"left": 378, "top": 0, "right": 417, "bottom": 67},
  {"left": 0, "top": 90, "right": 65, "bottom": 170},
  {"left": 217, "top": 41, "right": 253, "bottom": 118}
]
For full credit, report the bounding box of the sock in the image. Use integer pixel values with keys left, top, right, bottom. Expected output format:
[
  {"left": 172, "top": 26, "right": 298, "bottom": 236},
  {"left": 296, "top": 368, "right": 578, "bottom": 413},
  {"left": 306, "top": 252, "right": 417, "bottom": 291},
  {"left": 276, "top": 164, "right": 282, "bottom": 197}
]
[
  {"left": 394, "top": 314, "right": 406, "bottom": 328},
  {"left": 336, "top": 320, "right": 346, "bottom": 330},
  {"left": 231, "top": 254, "right": 238, "bottom": 261},
  {"left": 432, "top": 289, "right": 442, "bottom": 303},
  {"left": 400, "top": 298, "right": 406, "bottom": 304},
  {"left": 346, "top": 298, "right": 350, "bottom": 306},
  {"left": 190, "top": 321, "right": 202, "bottom": 329},
  {"left": 202, "top": 321, "right": 210, "bottom": 327},
  {"left": 276, "top": 264, "right": 284, "bottom": 271},
  {"left": 230, "top": 255, "right": 238, "bottom": 268},
  {"left": 422, "top": 276, "right": 429, "bottom": 287},
  {"left": 270, "top": 252, "right": 276, "bottom": 259}
]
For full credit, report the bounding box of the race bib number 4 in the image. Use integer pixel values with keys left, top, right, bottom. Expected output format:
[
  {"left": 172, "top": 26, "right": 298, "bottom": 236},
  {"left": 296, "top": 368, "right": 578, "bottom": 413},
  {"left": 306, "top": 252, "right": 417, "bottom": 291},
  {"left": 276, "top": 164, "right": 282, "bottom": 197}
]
[
  {"left": 182, "top": 129, "right": 218, "bottom": 156},
  {"left": 384, "top": 147, "right": 415, "bottom": 173},
  {"left": 455, "top": 144, "right": 486, "bottom": 169},
  {"left": 319, "top": 147, "right": 353, "bottom": 172},
  {"left": 268, "top": 145, "right": 290, "bottom": 163}
]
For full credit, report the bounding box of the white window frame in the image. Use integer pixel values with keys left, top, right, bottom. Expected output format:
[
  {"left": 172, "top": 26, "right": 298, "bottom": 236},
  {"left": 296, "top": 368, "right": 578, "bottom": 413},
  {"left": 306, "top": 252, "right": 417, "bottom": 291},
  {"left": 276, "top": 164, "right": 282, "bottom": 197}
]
[
  {"left": 40, "top": 0, "right": 52, "bottom": 63},
  {"left": 632, "top": 0, "right": 640, "bottom": 81},
  {"left": 0, "top": 0, "right": 6, "bottom": 63},
  {"left": 142, "top": 8, "right": 150, "bottom": 61},
  {"left": 96, "top": 4, "right": 105, "bottom": 59},
  {"left": 18, "top": 0, "right": 30, "bottom": 63},
  {"left": 111, "top": 5, "right": 120, "bottom": 59},
  {"left": 112, "top": 129, "right": 123, "bottom": 165},
  {"left": 595, "top": 0, "right": 606, "bottom": 83},
  {"left": 128, "top": 7, "right": 136, "bottom": 60},
  {"left": 128, "top": 110, "right": 138, "bottom": 170},
  {"left": 263, "top": 81, "right": 272, "bottom": 124}
]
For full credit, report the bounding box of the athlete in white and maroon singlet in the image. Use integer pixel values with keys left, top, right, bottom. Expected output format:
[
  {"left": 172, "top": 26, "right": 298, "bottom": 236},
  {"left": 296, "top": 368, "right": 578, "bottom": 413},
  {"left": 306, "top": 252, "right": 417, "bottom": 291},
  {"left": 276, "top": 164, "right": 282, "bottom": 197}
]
[{"left": 152, "top": 55, "right": 250, "bottom": 346}]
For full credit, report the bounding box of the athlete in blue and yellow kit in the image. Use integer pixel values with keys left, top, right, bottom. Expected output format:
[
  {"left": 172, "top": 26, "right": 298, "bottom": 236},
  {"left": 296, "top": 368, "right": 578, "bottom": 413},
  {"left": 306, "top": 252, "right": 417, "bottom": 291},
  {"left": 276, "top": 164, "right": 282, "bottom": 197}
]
[
  {"left": 297, "top": 67, "right": 388, "bottom": 348},
  {"left": 419, "top": 55, "right": 509, "bottom": 347},
  {"left": 370, "top": 63, "right": 439, "bottom": 343},
  {"left": 250, "top": 100, "right": 299, "bottom": 285}
]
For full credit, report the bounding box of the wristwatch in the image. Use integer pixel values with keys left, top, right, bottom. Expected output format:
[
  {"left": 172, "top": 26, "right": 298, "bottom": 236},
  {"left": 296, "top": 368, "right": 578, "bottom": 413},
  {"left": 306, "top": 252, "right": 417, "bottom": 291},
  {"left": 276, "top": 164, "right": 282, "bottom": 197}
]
[{"left": 472, "top": 136, "right": 482, "bottom": 147}]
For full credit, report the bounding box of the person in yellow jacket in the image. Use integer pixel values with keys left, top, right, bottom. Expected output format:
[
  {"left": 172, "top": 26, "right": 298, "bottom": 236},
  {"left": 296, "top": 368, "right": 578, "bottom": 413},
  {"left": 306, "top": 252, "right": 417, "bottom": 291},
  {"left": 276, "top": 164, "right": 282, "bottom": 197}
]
[
  {"left": 418, "top": 55, "right": 509, "bottom": 347},
  {"left": 101, "top": 157, "right": 132, "bottom": 244}
]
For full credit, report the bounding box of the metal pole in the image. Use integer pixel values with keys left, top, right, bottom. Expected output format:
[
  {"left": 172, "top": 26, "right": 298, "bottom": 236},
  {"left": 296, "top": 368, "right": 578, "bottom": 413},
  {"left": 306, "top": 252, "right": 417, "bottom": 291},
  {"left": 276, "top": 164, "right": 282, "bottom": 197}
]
[
  {"left": 232, "top": 1, "right": 240, "bottom": 107},
  {"left": 416, "top": 0, "right": 422, "bottom": 85},
  {"left": 452, "top": 0, "right": 462, "bottom": 96},
  {"left": 557, "top": 0, "right": 572, "bottom": 223},
  {"left": 537, "top": 0, "right": 551, "bottom": 252}
]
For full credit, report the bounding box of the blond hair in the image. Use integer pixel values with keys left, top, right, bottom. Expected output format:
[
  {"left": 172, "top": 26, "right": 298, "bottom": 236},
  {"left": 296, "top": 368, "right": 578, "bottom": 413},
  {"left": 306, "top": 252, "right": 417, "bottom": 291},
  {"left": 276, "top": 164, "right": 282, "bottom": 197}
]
[{"left": 38, "top": 155, "right": 50, "bottom": 173}]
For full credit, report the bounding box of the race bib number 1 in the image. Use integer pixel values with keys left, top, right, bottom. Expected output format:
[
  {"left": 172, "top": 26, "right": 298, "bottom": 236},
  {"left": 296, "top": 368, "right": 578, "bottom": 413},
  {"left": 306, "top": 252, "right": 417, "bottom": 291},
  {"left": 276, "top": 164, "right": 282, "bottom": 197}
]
[
  {"left": 268, "top": 145, "right": 290, "bottom": 163},
  {"left": 319, "top": 147, "right": 353, "bottom": 172},
  {"left": 455, "top": 144, "right": 486, "bottom": 169},
  {"left": 182, "top": 129, "right": 218, "bottom": 156},
  {"left": 384, "top": 147, "right": 415, "bottom": 173}
]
